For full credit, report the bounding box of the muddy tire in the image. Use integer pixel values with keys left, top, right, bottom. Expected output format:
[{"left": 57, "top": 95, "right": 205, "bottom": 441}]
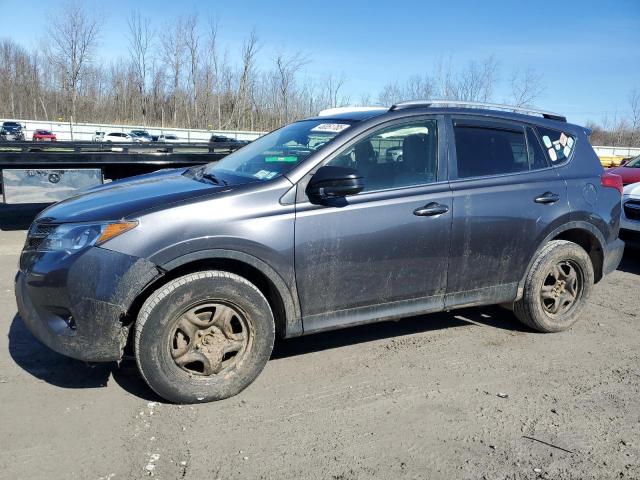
[
  {"left": 514, "top": 240, "right": 594, "bottom": 333},
  {"left": 134, "top": 271, "right": 275, "bottom": 403}
]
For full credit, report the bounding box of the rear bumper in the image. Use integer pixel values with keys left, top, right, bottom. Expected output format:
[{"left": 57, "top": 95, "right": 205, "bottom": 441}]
[
  {"left": 603, "top": 237, "right": 625, "bottom": 276},
  {"left": 15, "top": 246, "right": 160, "bottom": 362}
]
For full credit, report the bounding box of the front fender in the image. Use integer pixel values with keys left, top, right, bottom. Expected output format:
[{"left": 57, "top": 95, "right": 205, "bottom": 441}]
[{"left": 160, "top": 248, "right": 302, "bottom": 338}]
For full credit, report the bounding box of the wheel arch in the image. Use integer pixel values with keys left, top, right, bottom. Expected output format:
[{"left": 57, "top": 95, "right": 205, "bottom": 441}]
[
  {"left": 518, "top": 221, "right": 606, "bottom": 297},
  {"left": 126, "top": 249, "right": 302, "bottom": 340}
]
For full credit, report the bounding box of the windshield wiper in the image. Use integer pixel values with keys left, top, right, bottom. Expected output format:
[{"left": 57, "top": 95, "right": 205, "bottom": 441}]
[{"left": 201, "top": 171, "right": 228, "bottom": 185}]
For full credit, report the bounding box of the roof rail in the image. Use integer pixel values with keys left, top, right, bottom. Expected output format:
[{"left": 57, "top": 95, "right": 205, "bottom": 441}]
[{"left": 389, "top": 100, "right": 567, "bottom": 122}]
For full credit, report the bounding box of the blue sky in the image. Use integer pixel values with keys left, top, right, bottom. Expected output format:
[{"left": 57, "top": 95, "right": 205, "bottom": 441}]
[{"left": 1, "top": 0, "right": 638, "bottom": 125}]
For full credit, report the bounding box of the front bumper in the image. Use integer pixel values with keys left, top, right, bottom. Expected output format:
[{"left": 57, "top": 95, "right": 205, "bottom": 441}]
[
  {"left": 619, "top": 229, "right": 640, "bottom": 249},
  {"left": 15, "top": 246, "right": 160, "bottom": 362},
  {"left": 620, "top": 217, "right": 640, "bottom": 234}
]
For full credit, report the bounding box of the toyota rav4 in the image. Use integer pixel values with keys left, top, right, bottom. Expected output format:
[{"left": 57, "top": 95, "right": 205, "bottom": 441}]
[{"left": 15, "top": 101, "right": 625, "bottom": 403}]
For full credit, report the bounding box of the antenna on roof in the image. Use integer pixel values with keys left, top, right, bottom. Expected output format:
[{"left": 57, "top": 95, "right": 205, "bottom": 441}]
[{"left": 388, "top": 100, "right": 567, "bottom": 122}]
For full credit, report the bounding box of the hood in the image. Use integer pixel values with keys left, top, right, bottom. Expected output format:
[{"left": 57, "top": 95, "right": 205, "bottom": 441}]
[
  {"left": 623, "top": 181, "right": 640, "bottom": 197},
  {"left": 36, "top": 168, "right": 230, "bottom": 223}
]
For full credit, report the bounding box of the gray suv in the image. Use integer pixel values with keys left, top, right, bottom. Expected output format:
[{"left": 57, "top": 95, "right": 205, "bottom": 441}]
[{"left": 15, "top": 101, "right": 625, "bottom": 403}]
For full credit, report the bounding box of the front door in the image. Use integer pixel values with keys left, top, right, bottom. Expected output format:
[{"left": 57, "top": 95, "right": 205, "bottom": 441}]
[{"left": 294, "top": 118, "right": 453, "bottom": 332}]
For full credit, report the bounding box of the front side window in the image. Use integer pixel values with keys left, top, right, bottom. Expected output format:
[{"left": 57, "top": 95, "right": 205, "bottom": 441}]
[
  {"left": 454, "top": 124, "right": 528, "bottom": 178},
  {"left": 205, "top": 120, "right": 352, "bottom": 182},
  {"left": 326, "top": 120, "right": 438, "bottom": 192}
]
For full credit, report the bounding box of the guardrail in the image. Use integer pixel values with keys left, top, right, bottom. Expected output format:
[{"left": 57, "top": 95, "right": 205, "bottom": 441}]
[
  {"left": 593, "top": 146, "right": 640, "bottom": 158},
  {"left": 0, "top": 117, "right": 265, "bottom": 142}
]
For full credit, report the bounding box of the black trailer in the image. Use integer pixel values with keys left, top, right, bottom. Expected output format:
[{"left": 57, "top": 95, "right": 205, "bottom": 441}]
[{"left": 0, "top": 141, "right": 240, "bottom": 204}]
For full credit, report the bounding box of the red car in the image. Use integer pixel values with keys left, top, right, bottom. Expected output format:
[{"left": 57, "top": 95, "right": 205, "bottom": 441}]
[
  {"left": 32, "top": 129, "right": 57, "bottom": 142},
  {"left": 610, "top": 155, "right": 640, "bottom": 186}
]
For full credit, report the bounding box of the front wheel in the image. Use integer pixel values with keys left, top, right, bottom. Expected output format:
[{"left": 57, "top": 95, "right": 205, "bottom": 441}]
[
  {"left": 134, "top": 271, "right": 275, "bottom": 403},
  {"left": 514, "top": 240, "right": 594, "bottom": 332}
]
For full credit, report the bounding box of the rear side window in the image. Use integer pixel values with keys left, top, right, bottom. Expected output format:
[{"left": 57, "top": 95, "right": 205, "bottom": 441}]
[
  {"left": 454, "top": 124, "right": 528, "bottom": 178},
  {"left": 537, "top": 126, "right": 575, "bottom": 163}
]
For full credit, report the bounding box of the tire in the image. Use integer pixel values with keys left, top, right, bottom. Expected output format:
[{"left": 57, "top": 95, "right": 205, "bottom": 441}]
[
  {"left": 134, "top": 271, "right": 275, "bottom": 403},
  {"left": 514, "top": 240, "right": 594, "bottom": 333}
]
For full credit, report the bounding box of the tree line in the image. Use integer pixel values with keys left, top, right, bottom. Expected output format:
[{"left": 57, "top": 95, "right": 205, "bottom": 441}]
[{"left": 0, "top": 2, "right": 638, "bottom": 146}]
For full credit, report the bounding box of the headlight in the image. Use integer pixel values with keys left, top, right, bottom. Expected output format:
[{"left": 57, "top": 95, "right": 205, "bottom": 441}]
[{"left": 34, "top": 221, "right": 138, "bottom": 252}]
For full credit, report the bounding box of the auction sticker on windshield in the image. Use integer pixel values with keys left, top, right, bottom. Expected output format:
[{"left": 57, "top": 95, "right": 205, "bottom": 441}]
[{"left": 311, "top": 123, "right": 350, "bottom": 133}]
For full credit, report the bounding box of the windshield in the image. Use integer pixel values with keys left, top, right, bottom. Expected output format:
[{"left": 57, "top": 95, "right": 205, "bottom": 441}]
[
  {"left": 204, "top": 119, "right": 352, "bottom": 181},
  {"left": 625, "top": 155, "right": 640, "bottom": 168}
]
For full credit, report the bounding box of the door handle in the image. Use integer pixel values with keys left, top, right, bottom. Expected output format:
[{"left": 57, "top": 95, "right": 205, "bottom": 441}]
[
  {"left": 413, "top": 202, "right": 449, "bottom": 217},
  {"left": 534, "top": 192, "right": 560, "bottom": 204}
]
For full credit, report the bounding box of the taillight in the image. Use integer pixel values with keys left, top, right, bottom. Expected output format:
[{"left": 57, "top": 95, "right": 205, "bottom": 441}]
[{"left": 601, "top": 172, "right": 623, "bottom": 195}]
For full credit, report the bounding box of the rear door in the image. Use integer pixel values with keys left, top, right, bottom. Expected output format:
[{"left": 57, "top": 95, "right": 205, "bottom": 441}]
[{"left": 445, "top": 116, "right": 569, "bottom": 307}]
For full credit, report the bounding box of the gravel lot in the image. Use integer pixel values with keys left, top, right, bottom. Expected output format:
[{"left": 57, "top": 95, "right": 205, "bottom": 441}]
[{"left": 0, "top": 204, "right": 638, "bottom": 480}]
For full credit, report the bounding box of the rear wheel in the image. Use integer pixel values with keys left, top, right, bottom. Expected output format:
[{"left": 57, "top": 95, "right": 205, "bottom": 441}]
[
  {"left": 134, "top": 271, "right": 275, "bottom": 403},
  {"left": 514, "top": 240, "right": 594, "bottom": 332}
]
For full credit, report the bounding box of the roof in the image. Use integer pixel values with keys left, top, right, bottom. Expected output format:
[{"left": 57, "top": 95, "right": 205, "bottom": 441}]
[{"left": 308, "top": 100, "right": 574, "bottom": 126}]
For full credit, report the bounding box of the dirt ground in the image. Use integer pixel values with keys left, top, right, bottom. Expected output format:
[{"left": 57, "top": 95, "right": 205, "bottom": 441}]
[{"left": 0, "top": 204, "right": 639, "bottom": 480}]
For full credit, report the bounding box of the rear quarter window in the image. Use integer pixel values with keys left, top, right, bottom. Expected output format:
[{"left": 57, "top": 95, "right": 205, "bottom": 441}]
[{"left": 536, "top": 126, "right": 575, "bottom": 164}]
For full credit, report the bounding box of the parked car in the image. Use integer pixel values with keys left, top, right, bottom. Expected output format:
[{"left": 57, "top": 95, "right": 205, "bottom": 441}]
[
  {"left": 92, "top": 131, "right": 106, "bottom": 142},
  {"left": 130, "top": 130, "right": 153, "bottom": 142},
  {"left": 209, "top": 134, "right": 249, "bottom": 146},
  {"left": 32, "top": 129, "right": 57, "bottom": 142},
  {"left": 104, "top": 132, "right": 135, "bottom": 143},
  {"left": 609, "top": 155, "right": 640, "bottom": 186},
  {"left": 385, "top": 145, "right": 403, "bottom": 162},
  {"left": 15, "top": 101, "right": 625, "bottom": 404},
  {"left": 158, "top": 134, "right": 181, "bottom": 143},
  {"left": 620, "top": 181, "right": 640, "bottom": 248},
  {"left": 1, "top": 121, "right": 25, "bottom": 141}
]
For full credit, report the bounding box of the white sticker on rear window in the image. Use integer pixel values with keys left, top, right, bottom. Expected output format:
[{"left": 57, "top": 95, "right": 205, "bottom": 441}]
[
  {"left": 542, "top": 136, "right": 552, "bottom": 148},
  {"left": 311, "top": 123, "right": 350, "bottom": 133},
  {"left": 559, "top": 132, "right": 568, "bottom": 147},
  {"left": 548, "top": 148, "right": 557, "bottom": 161}
]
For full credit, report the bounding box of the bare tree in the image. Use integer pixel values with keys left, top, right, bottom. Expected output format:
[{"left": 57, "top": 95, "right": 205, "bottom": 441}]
[
  {"left": 322, "top": 73, "right": 347, "bottom": 108},
  {"left": 453, "top": 55, "right": 499, "bottom": 102},
  {"left": 184, "top": 14, "right": 200, "bottom": 126},
  {"left": 630, "top": 88, "right": 640, "bottom": 146},
  {"left": 378, "top": 74, "right": 435, "bottom": 105},
  {"left": 274, "top": 51, "right": 308, "bottom": 123},
  {"left": 127, "top": 11, "right": 154, "bottom": 124},
  {"left": 160, "top": 18, "right": 186, "bottom": 126},
  {"left": 46, "top": 1, "right": 100, "bottom": 119},
  {"left": 510, "top": 68, "right": 545, "bottom": 107},
  {"left": 230, "top": 29, "right": 259, "bottom": 129}
]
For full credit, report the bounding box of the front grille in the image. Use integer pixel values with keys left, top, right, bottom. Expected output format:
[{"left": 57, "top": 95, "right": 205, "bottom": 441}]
[
  {"left": 624, "top": 200, "right": 640, "bottom": 222},
  {"left": 25, "top": 223, "right": 57, "bottom": 249}
]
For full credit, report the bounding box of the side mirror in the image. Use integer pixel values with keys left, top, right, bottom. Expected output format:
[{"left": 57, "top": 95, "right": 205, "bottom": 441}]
[{"left": 306, "top": 165, "right": 364, "bottom": 202}]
